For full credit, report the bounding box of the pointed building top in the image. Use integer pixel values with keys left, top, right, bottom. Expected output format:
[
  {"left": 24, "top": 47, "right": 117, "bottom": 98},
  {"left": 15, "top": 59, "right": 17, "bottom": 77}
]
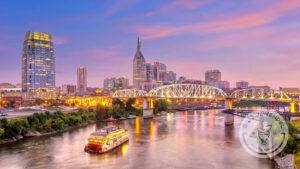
[{"left": 137, "top": 36, "right": 141, "bottom": 51}]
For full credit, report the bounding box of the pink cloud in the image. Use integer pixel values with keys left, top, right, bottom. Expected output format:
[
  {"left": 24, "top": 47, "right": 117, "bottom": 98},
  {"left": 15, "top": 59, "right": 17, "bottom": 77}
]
[
  {"left": 134, "top": 0, "right": 300, "bottom": 39},
  {"left": 146, "top": 0, "right": 209, "bottom": 17},
  {"left": 53, "top": 36, "right": 68, "bottom": 45},
  {"left": 105, "top": 0, "right": 138, "bottom": 16}
]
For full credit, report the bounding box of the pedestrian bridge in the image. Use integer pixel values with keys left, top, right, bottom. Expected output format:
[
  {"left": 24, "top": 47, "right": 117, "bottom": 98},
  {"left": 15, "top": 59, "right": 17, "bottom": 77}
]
[
  {"left": 112, "top": 84, "right": 227, "bottom": 99},
  {"left": 112, "top": 84, "right": 291, "bottom": 101},
  {"left": 112, "top": 84, "right": 299, "bottom": 112}
]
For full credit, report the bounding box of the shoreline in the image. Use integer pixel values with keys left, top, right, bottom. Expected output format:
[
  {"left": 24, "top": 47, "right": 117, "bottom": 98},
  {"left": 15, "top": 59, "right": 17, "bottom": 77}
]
[{"left": 0, "top": 121, "right": 97, "bottom": 146}]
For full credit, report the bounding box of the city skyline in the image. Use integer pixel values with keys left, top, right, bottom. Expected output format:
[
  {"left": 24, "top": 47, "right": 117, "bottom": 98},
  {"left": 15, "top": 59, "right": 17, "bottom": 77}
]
[{"left": 1, "top": 0, "right": 300, "bottom": 88}]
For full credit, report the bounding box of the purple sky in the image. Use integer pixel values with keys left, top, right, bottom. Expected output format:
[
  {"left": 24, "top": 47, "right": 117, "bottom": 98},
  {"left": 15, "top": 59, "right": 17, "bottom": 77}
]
[{"left": 0, "top": 0, "right": 300, "bottom": 88}]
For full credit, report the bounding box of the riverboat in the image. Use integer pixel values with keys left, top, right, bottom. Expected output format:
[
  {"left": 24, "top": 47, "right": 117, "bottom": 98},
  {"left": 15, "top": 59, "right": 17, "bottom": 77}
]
[{"left": 84, "top": 126, "right": 129, "bottom": 153}]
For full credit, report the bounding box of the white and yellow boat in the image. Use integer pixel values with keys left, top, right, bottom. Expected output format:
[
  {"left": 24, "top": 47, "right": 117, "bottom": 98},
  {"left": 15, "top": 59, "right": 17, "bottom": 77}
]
[{"left": 84, "top": 126, "right": 129, "bottom": 153}]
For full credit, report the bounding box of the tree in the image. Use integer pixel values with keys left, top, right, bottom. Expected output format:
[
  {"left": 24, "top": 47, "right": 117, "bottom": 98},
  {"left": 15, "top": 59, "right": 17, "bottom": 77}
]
[
  {"left": 125, "top": 98, "right": 136, "bottom": 112},
  {"left": 153, "top": 99, "right": 168, "bottom": 114},
  {"left": 95, "top": 104, "right": 109, "bottom": 121},
  {"left": 112, "top": 98, "right": 125, "bottom": 109}
]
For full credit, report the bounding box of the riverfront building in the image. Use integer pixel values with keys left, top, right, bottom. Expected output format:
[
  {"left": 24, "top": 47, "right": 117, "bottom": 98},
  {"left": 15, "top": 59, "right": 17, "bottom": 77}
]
[{"left": 21, "top": 31, "right": 55, "bottom": 92}]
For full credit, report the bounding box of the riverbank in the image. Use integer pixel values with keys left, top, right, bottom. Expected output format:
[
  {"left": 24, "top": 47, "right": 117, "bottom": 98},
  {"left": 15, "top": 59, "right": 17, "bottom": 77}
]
[{"left": 0, "top": 110, "right": 98, "bottom": 145}]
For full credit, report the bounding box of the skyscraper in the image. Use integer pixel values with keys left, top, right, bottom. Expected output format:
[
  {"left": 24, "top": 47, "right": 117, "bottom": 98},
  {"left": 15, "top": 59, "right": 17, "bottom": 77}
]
[
  {"left": 205, "top": 69, "right": 221, "bottom": 85},
  {"left": 77, "top": 67, "right": 87, "bottom": 94},
  {"left": 153, "top": 62, "right": 167, "bottom": 82},
  {"left": 133, "top": 37, "right": 146, "bottom": 89},
  {"left": 145, "top": 63, "right": 154, "bottom": 81},
  {"left": 21, "top": 31, "right": 55, "bottom": 92}
]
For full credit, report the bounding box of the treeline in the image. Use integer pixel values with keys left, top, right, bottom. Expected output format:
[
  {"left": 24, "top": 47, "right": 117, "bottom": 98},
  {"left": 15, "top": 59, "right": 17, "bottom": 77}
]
[
  {"left": 95, "top": 98, "right": 142, "bottom": 120},
  {"left": 95, "top": 98, "right": 168, "bottom": 120},
  {"left": 0, "top": 110, "right": 96, "bottom": 142},
  {"left": 234, "top": 100, "right": 289, "bottom": 108}
]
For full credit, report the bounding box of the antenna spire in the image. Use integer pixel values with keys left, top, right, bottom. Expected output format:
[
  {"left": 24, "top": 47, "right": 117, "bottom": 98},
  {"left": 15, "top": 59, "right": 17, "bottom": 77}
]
[{"left": 137, "top": 36, "right": 141, "bottom": 51}]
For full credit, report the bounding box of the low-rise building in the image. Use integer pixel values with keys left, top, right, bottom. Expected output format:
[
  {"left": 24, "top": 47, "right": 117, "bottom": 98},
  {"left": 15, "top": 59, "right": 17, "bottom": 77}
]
[{"left": 103, "top": 77, "right": 129, "bottom": 91}]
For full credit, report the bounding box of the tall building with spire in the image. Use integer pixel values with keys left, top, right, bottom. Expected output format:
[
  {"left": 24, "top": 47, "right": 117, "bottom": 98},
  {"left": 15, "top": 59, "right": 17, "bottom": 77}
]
[{"left": 133, "top": 37, "right": 146, "bottom": 89}]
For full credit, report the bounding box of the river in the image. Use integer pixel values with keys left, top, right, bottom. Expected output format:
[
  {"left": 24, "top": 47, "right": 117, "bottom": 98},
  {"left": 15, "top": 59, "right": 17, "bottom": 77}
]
[{"left": 0, "top": 110, "right": 274, "bottom": 169}]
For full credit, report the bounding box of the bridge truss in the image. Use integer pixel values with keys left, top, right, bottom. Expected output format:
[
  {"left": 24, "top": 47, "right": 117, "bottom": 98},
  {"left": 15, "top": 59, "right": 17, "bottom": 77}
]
[
  {"left": 230, "top": 88, "right": 291, "bottom": 101},
  {"left": 147, "top": 84, "right": 227, "bottom": 99},
  {"left": 112, "top": 89, "right": 147, "bottom": 98}
]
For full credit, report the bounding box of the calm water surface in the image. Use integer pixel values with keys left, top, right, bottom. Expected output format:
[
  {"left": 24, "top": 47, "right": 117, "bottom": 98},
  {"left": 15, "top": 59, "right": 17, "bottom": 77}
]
[{"left": 0, "top": 110, "right": 274, "bottom": 169}]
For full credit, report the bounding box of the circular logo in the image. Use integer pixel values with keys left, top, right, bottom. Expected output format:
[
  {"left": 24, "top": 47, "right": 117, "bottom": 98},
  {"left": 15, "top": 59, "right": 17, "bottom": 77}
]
[{"left": 239, "top": 110, "right": 289, "bottom": 158}]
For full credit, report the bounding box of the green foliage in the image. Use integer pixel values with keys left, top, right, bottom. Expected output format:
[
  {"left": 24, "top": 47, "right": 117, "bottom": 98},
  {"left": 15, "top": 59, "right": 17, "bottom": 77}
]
[
  {"left": 112, "top": 98, "right": 125, "bottom": 109},
  {"left": 234, "top": 100, "right": 289, "bottom": 108},
  {"left": 125, "top": 98, "right": 136, "bottom": 112},
  {"left": 95, "top": 104, "right": 109, "bottom": 121},
  {"left": 283, "top": 123, "right": 300, "bottom": 154},
  {"left": 153, "top": 99, "right": 168, "bottom": 114},
  {"left": 43, "top": 119, "right": 53, "bottom": 132},
  {"left": 0, "top": 110, "right": 97, "bottom": 140},
  {"left": 0, "top": 128, "right": 4, "bottom": 139},
  {"left": 285, "top": 135, "right": 299, "bottom": 154}
]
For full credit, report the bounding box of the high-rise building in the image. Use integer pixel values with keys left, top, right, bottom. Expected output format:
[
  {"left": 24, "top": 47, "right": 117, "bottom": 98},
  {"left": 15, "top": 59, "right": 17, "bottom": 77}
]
[
  {"left": 145, "top": 63, "right": 154, "bottom": 81},
  {"left": 205, "top": 69, "right": 221, "bottom": 85},
  {"left": 133, "top": 37, "right": 146, "bottom": 89},
  {"left": 115, "top": 77, "right": 129, "bottom": 90},
  {"left": 153, "top": 62, "right": 167, "bottom": 82},
  {"left": 236, "top": 81, "right": 249, "bottom": 89},
  {"left": 77, "top": 67, "right": 87, "bottom": 94},
  {"left": 165, "top": 71, "right": 177, "bottom": 83},
  {"left": 22, "top": 31, "right": 55, "bottom": 92}
]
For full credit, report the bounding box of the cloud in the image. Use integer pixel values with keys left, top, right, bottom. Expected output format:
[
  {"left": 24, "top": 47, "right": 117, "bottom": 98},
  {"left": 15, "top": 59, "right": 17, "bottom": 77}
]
[
  {"left": 105, "top": 0, "right": 138, "bottom": 16},
  {"left": 146, "top": 0, "right": 210, "bottom": 16},
  {"left": 53, "top": 36, "right": 68, "bottom": 45},
  {"left": 134, "top": 0, "right": 300, "bottom": 39}
]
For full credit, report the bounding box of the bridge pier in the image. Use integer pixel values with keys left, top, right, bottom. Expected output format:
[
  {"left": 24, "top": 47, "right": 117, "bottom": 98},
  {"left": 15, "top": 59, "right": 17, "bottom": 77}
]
[
  {"left": 143, "top": 98, "right": 153, "bottom": 118},
  {"left": 290, "top": 101, "right": 299, "bottom": 113},
  {"left": 225, "top": 98, "right": 233, "bottom": 109}
]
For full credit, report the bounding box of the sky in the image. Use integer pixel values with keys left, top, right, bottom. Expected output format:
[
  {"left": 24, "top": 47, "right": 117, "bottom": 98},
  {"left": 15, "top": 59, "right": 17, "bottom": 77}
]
[{"left": 0, "top": 0, "right": 300, "bottom": 88}]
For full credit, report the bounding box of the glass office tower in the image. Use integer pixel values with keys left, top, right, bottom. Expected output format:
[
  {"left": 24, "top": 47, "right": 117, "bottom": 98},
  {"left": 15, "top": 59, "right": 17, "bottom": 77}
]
[{"left": 22, "top": 31, "right": 55, "bottom": 92}]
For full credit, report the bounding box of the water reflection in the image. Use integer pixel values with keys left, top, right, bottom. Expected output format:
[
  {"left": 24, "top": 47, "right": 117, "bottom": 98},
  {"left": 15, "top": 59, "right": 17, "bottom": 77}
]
[{"left": 0, "top": 110, "right": 274, "bottom": 169}]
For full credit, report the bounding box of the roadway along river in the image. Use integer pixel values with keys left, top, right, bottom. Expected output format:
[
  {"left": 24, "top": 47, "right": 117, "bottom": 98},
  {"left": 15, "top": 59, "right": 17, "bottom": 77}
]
[{"left": 0, "top": 110, "right": 274, "bottom": 169}]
